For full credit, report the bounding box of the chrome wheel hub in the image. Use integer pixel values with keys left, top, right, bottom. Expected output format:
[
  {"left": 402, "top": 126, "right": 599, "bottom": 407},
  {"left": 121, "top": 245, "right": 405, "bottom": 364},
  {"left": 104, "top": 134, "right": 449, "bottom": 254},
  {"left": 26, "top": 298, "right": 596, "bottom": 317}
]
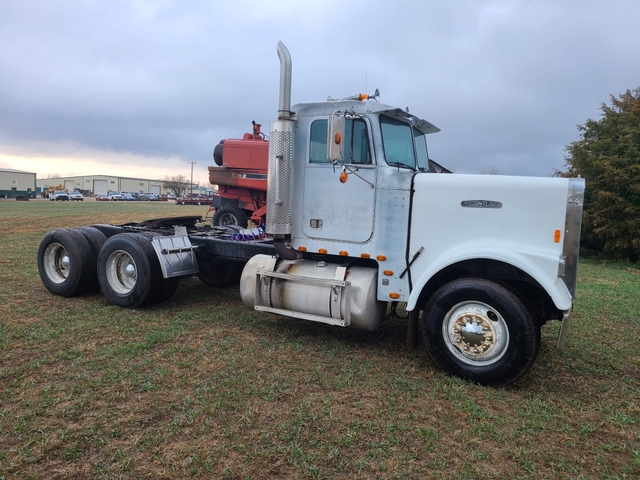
[
  {"left": 106, "top": 250, "right": 137, "bottom": 294},
  {"left": 43, "top": 243, "right": 70, "bottom": 284},
  {"left": 443, "top": 301, "right": 509, "bottom": 366}
]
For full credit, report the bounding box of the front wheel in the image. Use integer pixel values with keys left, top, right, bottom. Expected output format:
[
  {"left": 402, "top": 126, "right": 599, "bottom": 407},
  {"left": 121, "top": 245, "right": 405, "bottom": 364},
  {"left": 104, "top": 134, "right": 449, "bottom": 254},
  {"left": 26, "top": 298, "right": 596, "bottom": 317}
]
[{"left": 423, "top": 278, "right": 540, "bottom": 387}]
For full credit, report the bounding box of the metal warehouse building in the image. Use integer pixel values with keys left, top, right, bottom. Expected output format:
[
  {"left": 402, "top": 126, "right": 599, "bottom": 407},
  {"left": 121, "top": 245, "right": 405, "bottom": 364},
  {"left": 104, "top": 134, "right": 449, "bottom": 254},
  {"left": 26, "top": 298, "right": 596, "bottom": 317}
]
[
  {"left": 37, "top": 175, "right": 169, "bottom": 196},
  {"left": 0, "top": 168, "right": 37, "bottom": 198}
]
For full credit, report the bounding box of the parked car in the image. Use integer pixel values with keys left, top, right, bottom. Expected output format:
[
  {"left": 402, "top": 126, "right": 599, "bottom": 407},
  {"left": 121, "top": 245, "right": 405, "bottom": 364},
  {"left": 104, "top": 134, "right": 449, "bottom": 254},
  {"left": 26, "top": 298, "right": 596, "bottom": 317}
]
[
  {"left": 49, "top": 190, "right": 69, "bottom": 201},
  {"left": 123, "top": 194, "right": 136, "bottom": 201},
  {"left": 68, "top": 191, "right": 84, "bottom": 201},
  {"left": 95, "top": 194, "right": 110, "bottom": 201},
  {"left": 176, "top": 195, "right": 207, "bottom": 205},
  {"left": 108, "top": 192, "right": 125, "bottom": 201},
  {"left": 140, "top": 193, "right": 158, "bottom": 201}
]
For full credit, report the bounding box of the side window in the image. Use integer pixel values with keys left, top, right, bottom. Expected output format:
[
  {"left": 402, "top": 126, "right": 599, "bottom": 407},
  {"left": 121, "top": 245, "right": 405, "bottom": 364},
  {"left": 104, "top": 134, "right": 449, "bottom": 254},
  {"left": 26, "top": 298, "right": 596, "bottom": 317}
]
[
  {"left": 309, "top": 117, "right": 371, "bottom": 164},
  {"left": 309, "top": 119, "right": 328, "bottom": 163},
  {"left": 345, "top": 119, "right": 371, "bottom": 164}
]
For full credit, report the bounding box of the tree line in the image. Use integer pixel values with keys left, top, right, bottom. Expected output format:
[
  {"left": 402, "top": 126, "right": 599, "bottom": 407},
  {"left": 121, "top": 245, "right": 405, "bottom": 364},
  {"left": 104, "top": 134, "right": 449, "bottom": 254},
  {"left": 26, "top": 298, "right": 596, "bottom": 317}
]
[{"left": 557, "top": 87, "right": 640, "bottom": 263}]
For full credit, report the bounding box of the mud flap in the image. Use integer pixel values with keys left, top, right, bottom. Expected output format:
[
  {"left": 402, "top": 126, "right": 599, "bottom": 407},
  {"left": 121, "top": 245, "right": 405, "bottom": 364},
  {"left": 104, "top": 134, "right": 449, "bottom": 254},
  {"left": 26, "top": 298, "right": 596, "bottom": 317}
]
[{"left": 151, "top": 226, "right": 199, "bottom": 278}]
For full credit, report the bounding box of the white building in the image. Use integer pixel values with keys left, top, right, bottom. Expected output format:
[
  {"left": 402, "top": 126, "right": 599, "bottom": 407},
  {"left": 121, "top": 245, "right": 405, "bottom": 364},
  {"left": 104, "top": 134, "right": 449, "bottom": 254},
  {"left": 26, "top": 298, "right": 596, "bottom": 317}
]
[
  {"left": 0, "top": 168, "right": 37, "bottom": 198},
  {"left": 37, "top": 175, "right": 170, "bottom": 196}
]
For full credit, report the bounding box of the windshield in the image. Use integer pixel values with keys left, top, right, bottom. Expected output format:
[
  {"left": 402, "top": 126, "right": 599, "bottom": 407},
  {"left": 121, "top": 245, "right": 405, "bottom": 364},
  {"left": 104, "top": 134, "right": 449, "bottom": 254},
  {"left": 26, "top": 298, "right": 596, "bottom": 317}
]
[{"left": 380, "top": 115, "right": 415, "bottom": 169}]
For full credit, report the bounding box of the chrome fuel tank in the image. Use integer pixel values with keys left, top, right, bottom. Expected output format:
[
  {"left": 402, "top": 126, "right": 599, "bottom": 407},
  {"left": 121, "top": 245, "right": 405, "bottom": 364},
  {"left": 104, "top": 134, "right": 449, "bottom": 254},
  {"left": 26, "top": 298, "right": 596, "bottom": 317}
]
[{"left": 240, "top": 255, "right": 386, "bottom": 331}]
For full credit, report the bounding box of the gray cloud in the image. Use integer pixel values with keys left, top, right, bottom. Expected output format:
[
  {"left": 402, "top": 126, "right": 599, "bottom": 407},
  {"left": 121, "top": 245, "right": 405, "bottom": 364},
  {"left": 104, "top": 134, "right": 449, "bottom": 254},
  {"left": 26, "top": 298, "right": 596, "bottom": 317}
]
[{"left": 1, "top": 0, "right": 639, "bottom": 178}]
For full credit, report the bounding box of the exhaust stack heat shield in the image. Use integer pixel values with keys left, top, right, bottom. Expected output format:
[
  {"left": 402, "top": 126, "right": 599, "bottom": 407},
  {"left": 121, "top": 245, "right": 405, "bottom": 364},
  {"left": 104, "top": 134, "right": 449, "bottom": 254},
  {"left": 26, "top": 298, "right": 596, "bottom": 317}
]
[{"left": 266, "top": 119, "right": 295, "bottom": 236}]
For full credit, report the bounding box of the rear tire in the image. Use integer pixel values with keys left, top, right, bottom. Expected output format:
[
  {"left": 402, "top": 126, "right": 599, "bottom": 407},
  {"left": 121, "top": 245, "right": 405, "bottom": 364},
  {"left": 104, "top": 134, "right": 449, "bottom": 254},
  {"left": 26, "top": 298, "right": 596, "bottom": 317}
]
[
  {"left": 97, "top": 233, "right": 165, "bottom": 308},
  {"left": 37, "top": 228, "right": 94, "bottom": 297},
  {"left": 423, "top": 278, "right": 540, "bottom": 387},
  {"left": 76, "top": 226, "right": 107, "bottom": 293},
  {"left": 134, "top": 232, "right": 181, "bottom": 305},
  {"left": 212, "top": 205, "right": 248, "bottom": 227}
]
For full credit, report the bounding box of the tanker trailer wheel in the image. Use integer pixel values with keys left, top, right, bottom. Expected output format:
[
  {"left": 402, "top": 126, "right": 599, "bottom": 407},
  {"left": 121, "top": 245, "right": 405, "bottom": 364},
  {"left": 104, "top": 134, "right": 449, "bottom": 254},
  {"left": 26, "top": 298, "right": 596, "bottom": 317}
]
[
  {"left": 212, "top": 205, "right": 248, "bottom": 227},
  {"left": 198, "top": 259, "right": 243, "bottom": 287},
  {"left": 37, "top": 228, "right": 94, "bottom": 297},
  {"left": 422, "top": 278, "right": 540, "bottom": 387},
  {"left": 97, "top": 233, "right": 166, "bottom": 308}
]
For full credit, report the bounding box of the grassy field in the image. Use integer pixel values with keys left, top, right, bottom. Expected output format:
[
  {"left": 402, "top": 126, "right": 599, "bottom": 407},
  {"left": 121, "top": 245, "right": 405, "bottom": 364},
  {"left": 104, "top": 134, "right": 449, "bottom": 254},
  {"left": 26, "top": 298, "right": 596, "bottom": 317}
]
[{"left": 0, "top": 200, "right": 638, "bottom": 479}]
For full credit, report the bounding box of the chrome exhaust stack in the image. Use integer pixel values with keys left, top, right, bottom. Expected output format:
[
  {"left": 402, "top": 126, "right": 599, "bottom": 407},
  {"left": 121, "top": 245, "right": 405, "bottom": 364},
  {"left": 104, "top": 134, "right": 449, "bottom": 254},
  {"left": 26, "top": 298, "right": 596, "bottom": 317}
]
[
  {"left": 276, "top": 41, "right": 292, "bottom": 121},
  {"left": 266, "top": 41, "right": 295, "bottom": 238}
]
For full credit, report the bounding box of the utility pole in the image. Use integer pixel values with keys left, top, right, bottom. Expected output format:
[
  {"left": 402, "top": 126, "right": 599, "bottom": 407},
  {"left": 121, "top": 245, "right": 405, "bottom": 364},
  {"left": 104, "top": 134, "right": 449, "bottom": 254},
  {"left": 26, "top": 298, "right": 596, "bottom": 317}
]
[{"left": 188, "top": 161, "right": 197, "bottom": 196}]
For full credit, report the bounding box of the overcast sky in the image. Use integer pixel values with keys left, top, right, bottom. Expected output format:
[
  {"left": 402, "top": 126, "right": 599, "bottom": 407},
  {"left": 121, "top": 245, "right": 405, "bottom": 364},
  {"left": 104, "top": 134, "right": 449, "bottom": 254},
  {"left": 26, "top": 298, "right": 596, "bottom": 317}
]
[{"left": 1, "top": 0, "right": 639, "bottom": 185}]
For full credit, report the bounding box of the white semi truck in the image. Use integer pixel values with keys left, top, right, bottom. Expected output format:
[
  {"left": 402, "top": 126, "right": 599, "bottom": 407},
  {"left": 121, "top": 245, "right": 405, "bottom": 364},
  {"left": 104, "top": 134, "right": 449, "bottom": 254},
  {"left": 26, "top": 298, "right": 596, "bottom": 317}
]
[{"left": 37, "top": 42, "right": 584, "bottom": 386}]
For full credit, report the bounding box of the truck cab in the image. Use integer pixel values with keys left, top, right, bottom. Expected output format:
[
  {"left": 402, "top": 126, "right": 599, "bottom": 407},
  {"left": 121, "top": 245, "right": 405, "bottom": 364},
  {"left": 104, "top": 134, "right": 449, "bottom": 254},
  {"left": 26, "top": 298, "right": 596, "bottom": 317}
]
[{"left": 287, "top": 101, "right": 440, "bottom": 303}]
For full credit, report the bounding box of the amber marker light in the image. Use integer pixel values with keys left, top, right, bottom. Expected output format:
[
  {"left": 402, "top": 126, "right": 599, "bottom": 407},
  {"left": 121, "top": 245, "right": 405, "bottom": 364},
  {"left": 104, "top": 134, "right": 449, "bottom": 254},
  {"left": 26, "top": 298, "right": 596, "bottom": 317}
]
[
  {"left": 298, "top": 246, "right": 307, "bottom": 252},
  {"left": 318, "top": 248, "right": 327, "bottom": 254},
  {"left": 358, "top": 93, "right": 368, "bottom": 101},
  {"left": 339, "top": 171, "right": 348, "bottom": 183},
  {"left": 334, "top": 133, "right": 342, "bottom": 144},
  {"left": 383, "top": 270, "right": 394, "bottom": 276},
  {"left": 554, "top": 230, "right": 561, "bottom": 243},
  {"left": 376, "top": 255, "right": 387, "bottom": 261},
  {"left": 389, "top": 293, "right": 400, "bottom": 299},
  {"left": 339, "top": 251, "right": 348, "bottom": 256},
  {"left": 360, "top": 253, "right": 371, "bottom": 259}
]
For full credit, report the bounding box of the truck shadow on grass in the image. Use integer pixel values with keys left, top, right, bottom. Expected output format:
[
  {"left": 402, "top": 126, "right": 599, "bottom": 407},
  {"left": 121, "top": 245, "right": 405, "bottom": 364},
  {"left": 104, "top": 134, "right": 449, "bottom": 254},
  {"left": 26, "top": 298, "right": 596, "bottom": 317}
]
[{"left": 174, "top": 278, "right": 414, "bottom": 349}]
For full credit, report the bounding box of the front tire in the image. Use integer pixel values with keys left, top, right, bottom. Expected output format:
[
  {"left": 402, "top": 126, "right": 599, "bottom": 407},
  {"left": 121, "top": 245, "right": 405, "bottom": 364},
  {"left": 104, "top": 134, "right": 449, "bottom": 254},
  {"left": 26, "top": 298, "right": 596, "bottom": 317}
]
[{"left": 423, "top": 278, "right": 540, "bottom": 387}]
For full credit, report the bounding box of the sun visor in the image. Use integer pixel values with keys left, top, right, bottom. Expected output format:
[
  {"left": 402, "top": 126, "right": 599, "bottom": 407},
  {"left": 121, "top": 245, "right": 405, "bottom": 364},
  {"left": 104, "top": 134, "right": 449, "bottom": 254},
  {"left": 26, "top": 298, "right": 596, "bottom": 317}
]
[{"left": 384, "top": 108, "right": 440, "bottom": 134}]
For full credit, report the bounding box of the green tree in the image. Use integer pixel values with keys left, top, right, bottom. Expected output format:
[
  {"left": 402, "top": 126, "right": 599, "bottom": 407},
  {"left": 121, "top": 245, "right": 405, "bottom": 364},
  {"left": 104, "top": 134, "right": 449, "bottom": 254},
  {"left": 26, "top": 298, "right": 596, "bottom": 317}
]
[{"left": 559, "top": 87, "right": 640, "bottom": 262}]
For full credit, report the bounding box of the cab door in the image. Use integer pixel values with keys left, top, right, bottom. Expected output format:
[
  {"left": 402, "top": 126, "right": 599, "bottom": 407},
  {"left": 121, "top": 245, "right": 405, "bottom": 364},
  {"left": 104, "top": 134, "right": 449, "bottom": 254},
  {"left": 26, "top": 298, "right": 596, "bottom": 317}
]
[{"left": 302, "top": 117, "right": 376, "bottom": 243}]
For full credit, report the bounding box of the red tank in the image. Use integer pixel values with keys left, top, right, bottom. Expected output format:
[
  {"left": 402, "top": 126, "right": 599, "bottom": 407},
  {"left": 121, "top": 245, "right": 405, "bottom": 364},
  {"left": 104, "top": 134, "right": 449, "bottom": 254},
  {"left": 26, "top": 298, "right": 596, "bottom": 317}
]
[{"left": 208, "top": 122, "right": 268, "bottom": 226}]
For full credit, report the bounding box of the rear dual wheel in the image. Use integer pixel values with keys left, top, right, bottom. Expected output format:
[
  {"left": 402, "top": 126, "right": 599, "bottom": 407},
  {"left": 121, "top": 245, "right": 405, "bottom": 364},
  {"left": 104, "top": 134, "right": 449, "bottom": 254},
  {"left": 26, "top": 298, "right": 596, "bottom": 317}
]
[
  {"left": 76, "top": 226, "right": 107, "bottom": 293},
  {"left": 97, "top": 233, "right": 179, "bottom": 308},
  {"left": 38, "top": 229, "right": 95, "bottom": 297}
]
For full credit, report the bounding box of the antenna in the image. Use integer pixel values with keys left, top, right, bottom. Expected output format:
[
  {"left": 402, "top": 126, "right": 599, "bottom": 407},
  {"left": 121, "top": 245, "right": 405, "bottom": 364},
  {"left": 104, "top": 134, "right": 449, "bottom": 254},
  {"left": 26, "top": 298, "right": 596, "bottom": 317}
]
[{"left": 365, "top": 60, "right": 368, "bottom": 93}]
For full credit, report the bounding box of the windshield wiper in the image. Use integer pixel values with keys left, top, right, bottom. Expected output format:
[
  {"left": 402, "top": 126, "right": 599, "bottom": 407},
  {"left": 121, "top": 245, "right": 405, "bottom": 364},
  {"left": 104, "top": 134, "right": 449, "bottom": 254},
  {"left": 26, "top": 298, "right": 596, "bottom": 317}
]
[{"left": 387, "top": 161, "right": 416, "bottom": 172}]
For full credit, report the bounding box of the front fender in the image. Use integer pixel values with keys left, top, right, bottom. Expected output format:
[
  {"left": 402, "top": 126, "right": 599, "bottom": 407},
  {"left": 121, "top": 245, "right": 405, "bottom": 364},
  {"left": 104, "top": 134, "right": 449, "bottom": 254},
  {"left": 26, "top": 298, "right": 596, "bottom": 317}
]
[{"left": 406, "top": 244, "right": 573, "bottom": 312}]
